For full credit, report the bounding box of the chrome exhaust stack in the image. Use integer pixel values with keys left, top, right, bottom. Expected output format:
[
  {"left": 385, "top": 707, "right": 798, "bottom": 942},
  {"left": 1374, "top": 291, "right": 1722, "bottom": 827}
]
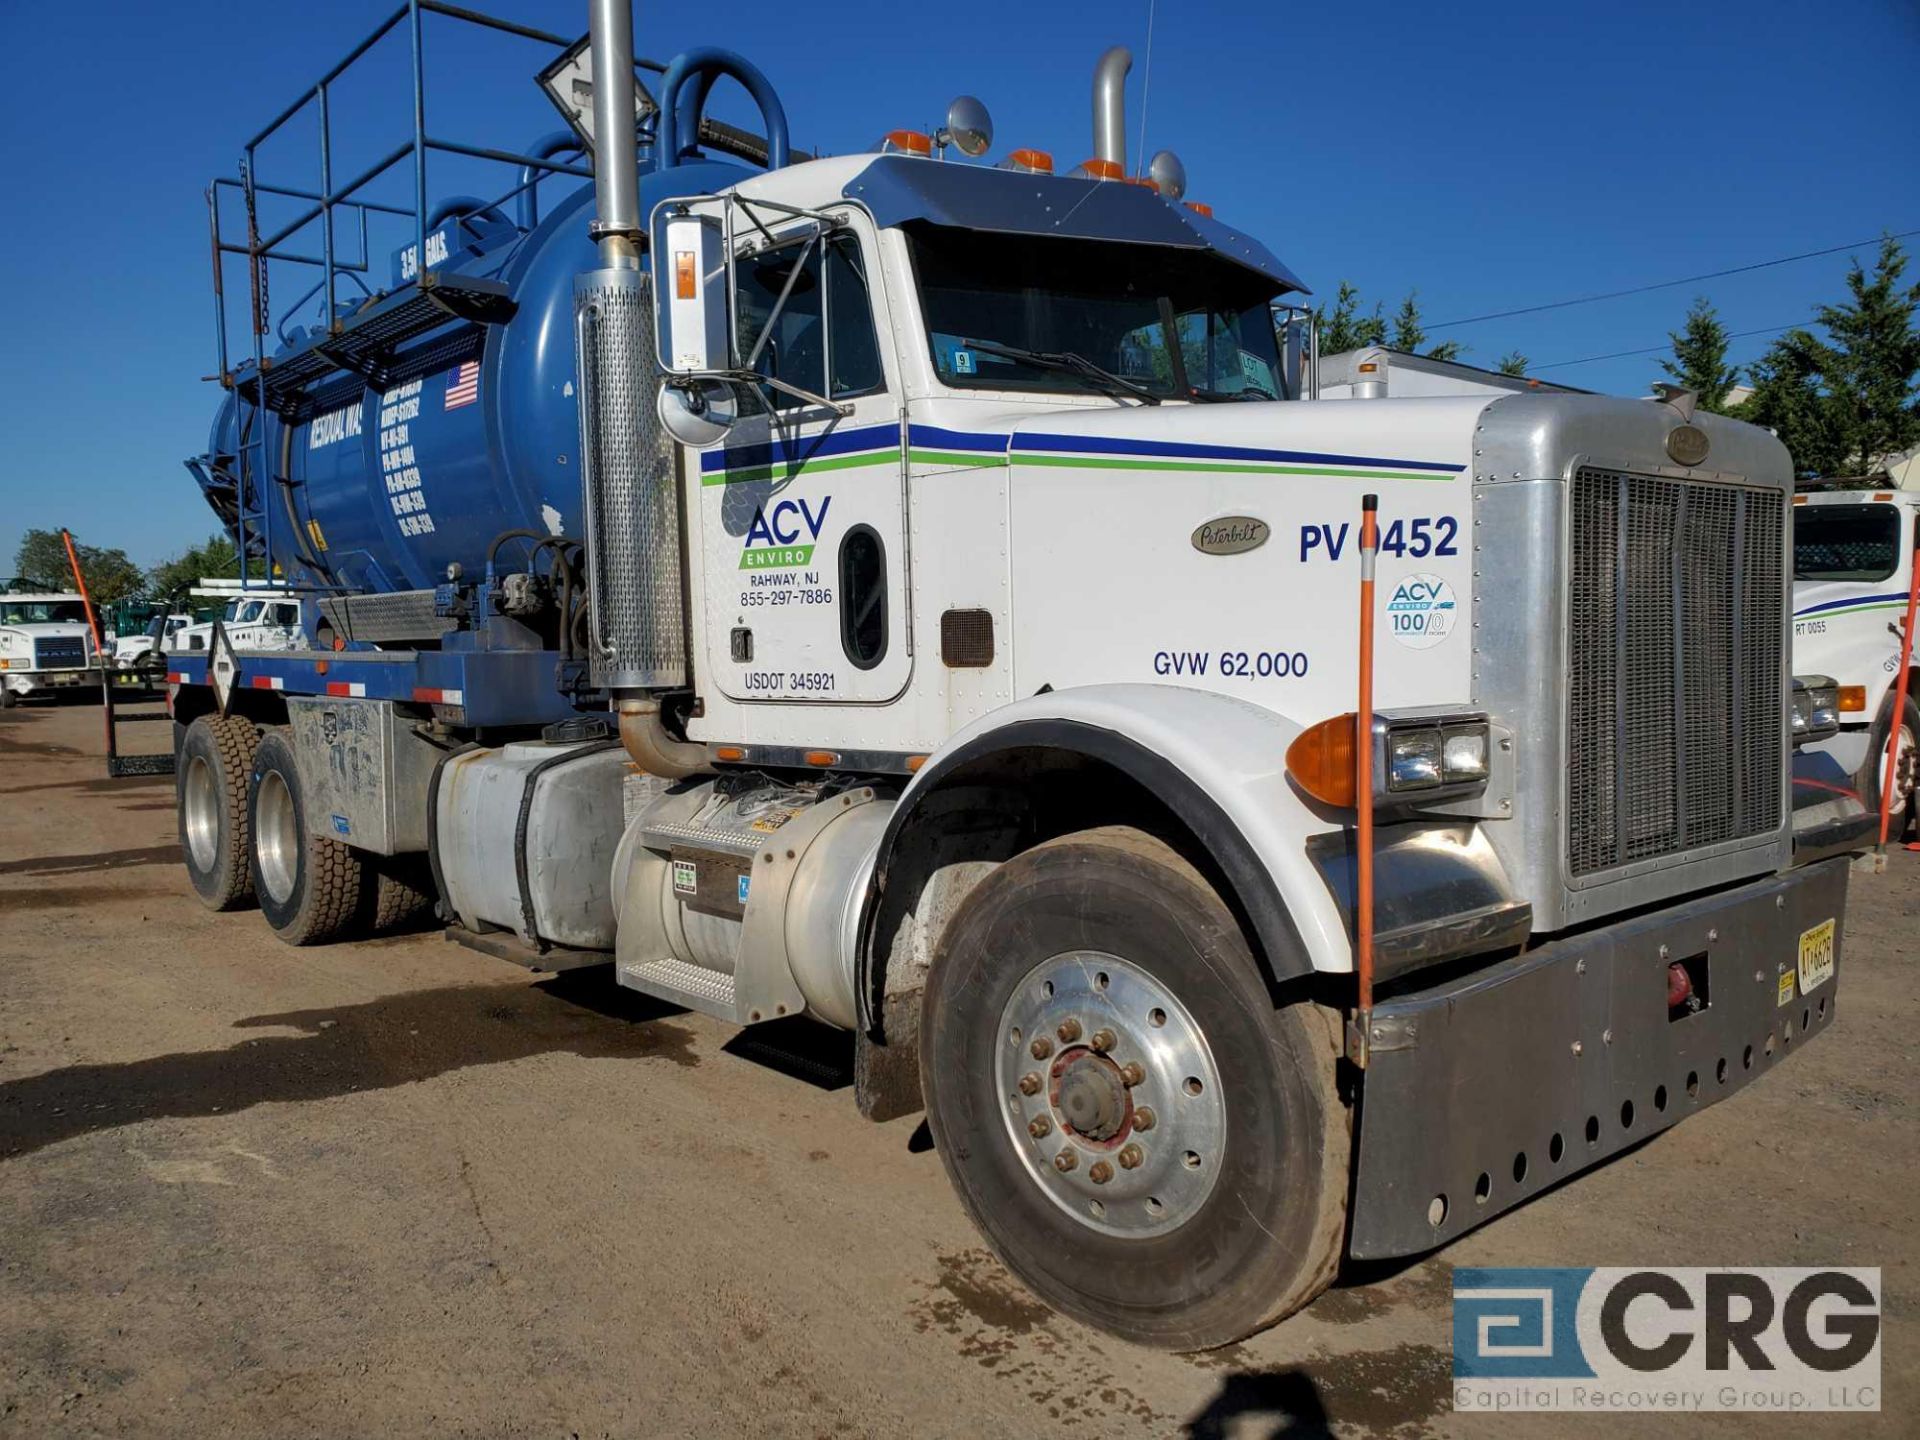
[
  {"left": 1092, "top": 45, "right": 1132, "bottom": 171},
  {"left": 574, "top": 0, "right": 700, "bottom": 773}
]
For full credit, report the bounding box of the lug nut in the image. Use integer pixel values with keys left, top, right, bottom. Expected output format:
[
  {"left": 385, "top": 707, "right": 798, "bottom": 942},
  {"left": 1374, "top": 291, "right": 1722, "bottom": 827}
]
[
  {"left": 1089, "top": 1028, "right": 1116, "bottom": 1053},
  {"left": 1031, "top": 1036, "right": 1053, "bottom": 1061},
  {"left": 1117, "top": 1143, "right": 1145, "bottom": 1170},
  {"left": 1132, "top": 1106, "right": 1156, "bottom": 1132},
  {"left": 1028, "top": 1115, "right": 1052, "bottom": 1139},
  {"left": 1018, "top": 1072, "right": 1043, "bottom": 1096},
  {"left": 1088, "top": 1160, "right": 1114, "bottom": 1185},
  {"left": 1120, "top": 1062, "right": 1146, "bottom": 1088},
  {"left": 1053, "top": 1150, "right": 1077, "bottom": 1173},
  {"left": 1056, "top": 1018, "right": 1082, "bottom": 1043}
]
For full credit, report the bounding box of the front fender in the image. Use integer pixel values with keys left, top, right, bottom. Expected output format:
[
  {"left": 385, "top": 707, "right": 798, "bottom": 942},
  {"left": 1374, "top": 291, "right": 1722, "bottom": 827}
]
[{"left": 862, "top": 685, "right": 1354, "bottom": 1024}]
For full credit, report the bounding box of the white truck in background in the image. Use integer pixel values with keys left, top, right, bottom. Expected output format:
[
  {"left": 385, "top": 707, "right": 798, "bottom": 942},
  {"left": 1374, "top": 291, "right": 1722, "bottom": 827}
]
[
  {"left": 1791, "top": 487, "right": 1919, "bottom": 835},
  {"left": 0, "top": 593, "right": 102, "bottom": 707}
]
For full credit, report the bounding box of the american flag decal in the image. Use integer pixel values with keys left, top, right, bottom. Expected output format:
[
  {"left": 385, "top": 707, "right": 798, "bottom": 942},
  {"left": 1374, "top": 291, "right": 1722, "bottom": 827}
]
[{"left": 444, "top": 360, "right": 479, "bottom": 410}]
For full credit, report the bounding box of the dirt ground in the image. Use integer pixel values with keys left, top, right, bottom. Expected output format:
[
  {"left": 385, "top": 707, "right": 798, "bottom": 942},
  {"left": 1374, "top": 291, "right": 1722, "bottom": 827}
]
[{"left": 0, "top": 696, "right": 1911, "bottom": 1439}]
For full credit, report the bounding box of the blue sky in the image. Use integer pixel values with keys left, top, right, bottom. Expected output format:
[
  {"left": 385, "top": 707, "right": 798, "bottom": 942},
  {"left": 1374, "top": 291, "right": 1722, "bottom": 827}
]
[{"left": 1, "top": 0, "right": 1915, "bottom": 572}]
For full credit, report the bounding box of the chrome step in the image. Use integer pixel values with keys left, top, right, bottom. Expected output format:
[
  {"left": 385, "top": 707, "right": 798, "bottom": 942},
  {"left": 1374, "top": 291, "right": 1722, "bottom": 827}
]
[{"left": 617, "top": 955, "right": 740, "bottom": 1022}]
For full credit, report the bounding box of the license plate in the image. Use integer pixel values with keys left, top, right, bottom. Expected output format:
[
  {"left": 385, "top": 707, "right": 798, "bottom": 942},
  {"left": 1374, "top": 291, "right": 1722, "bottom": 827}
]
[{"left": 1797, "top": 918, "right": 1836, "bottom": 994}]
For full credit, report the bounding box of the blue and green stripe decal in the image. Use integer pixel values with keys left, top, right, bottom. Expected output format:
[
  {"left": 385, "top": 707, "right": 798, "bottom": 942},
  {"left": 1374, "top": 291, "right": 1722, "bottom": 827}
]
[
  {"left": 700, "top": 422, "right": 1464, "bottom": 485},
  {"left": 701, "top": 424, "right": 899, "bottom": 485},
  {"left": 1795, "top": 591, "right": 1913, "bottom": 620},
  {"left": 909, "top": 425, "right": 1461, "bottom": 481}
]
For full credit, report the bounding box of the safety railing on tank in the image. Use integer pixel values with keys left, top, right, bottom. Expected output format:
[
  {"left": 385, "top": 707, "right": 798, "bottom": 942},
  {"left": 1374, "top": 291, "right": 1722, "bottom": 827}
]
[{"left": 204, "top": 0, "right": 622, "bottom": 592}]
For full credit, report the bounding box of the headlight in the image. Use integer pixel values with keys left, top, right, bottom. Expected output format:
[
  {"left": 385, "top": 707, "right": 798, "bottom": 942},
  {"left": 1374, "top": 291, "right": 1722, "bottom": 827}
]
[
  {"left": 1791, "top": 675, "right": 1840, "bottom": 744},
  {"left": 1387, "top": 729, "right": 1443, "bottom": 790},
  {"left": 1383, "top": 719, "right": 1491, "bottom": 793}
]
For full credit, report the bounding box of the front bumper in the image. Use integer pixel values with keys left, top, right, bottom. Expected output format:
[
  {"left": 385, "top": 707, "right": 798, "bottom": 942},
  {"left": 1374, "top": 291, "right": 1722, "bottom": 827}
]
[
  {"left": 4, "top": 668, "right": 99, "bottom": 694},
  {"left": 1348, "top": 857, "right": 1847, "bottom": 1259}
]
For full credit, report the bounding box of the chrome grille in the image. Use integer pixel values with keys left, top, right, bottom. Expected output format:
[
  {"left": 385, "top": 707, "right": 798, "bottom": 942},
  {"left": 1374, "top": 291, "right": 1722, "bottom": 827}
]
[{"left": 1566, "top": 467, "right": 1784, "bottom": 877}]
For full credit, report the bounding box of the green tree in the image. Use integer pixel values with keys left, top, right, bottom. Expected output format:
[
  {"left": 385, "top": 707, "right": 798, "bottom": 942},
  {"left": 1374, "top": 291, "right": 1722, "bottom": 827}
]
[
  {"left": 1661, "top": 297, "right": 1741, "bottom": 412},
  {"left": 12, "top": 529, "right": 144, "bottom": 604},
  {"left": 1738, "top": 237, "right": 1920, "bottom": 478},
  {"left": 148, "top": 534, "right": 248, "bottom": 604},
  {"left": 1313, "top": 281, "right": 1386, "bottom": 353},
  {"left": 1496, "top": 350, "right": 1530, "bottom": 377},
  {"left": 1390, "top": 291, "right": 1464, "bottom": 363}
]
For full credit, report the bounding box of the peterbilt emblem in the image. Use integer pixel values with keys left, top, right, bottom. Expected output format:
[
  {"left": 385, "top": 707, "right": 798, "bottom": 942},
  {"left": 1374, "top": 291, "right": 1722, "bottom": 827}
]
[
  {"left": 1191, "top": 516, "right": 1270, "bottom": 555},
  {"left": 1666, "top": 424, "right": 1710, "bottom": 468}
]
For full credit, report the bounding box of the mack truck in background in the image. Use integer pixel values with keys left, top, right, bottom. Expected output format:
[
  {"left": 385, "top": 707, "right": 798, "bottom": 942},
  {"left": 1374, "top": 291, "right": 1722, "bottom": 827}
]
[
  {"left": 1, "top": 593, "right": 103, "bottom": 707},
  {"left": 163, "top": 0, "right": 1852, "bottom": 1347}
]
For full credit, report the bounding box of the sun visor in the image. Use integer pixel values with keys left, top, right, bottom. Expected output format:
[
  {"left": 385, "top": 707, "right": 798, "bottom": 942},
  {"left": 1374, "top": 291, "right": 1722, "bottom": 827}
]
[{"left": 842, "top": 156, "right": 1307, "bottom": 296}]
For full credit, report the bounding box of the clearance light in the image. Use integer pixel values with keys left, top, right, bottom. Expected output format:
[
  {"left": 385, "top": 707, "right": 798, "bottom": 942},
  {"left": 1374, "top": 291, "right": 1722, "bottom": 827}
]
[
  {"left": 1839, "top": 686, "right": 1867, "bottom": 713},
  {"left": 803, "top": 750, "right": 841, "bottom": 768},
  {"left": 879, "top": 129, "right": 932, "bottom": 157},
  {"left": 1792, "top": 494, "right": 1809, "bottom": 505},
  {"left": 674, "top": 250, "right": 697, "bottom": 300},
  {"left": 1286, "top": 714, "right": 1358, "bottom": 808},
  {"left": 999, "top": 147, "right": 1054, "bottom": 174},
  {"left": 1185, "top": 200, "right": 1214, "bottom": 217},
  {"left": 714, "top": 745, "right": 747, "bottom": 762},
  {"left": 1874, "top": 492, "right": 1893, "bottom": 503},
  {"left": 1076, "top": 157, "right": 1123, "bottom": 181},
  {"left": 1357, "top": 361, "right": 1379, "bottom": 374},
  {"left": 905, "top": 754, "right": 929, "bottom": 772}
]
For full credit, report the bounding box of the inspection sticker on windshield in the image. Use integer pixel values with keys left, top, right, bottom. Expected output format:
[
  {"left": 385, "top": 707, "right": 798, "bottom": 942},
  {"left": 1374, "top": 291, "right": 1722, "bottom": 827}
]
[
  {"left": 1385, "top": 573, "right": 1457, "bottom": 650},
  {"left": 951, "top": 348, "right": 976, "bottom": 375},
  {"left": 1798, "top": 919, "right": 1835, "bottom": 994}
]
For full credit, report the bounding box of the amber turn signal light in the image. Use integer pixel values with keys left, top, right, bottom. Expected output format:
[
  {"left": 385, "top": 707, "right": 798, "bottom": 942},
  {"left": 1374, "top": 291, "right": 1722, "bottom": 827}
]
[
  {"left": 1286, "top": 713, "right": 1359, "bottom": 807},
  {"left": 1838, "top": 686, "right": 1867, "bottom": 713}
]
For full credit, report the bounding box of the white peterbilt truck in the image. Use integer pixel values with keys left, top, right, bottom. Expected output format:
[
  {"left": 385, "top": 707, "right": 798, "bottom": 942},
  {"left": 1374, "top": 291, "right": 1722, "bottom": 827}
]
[{"left": 166, "top": 1, "right": 1857, "bottom": 1348}]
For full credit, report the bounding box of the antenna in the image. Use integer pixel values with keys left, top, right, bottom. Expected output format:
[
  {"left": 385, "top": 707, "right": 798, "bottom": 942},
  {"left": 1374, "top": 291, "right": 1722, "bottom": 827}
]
[{"left": 1134, "top": 0, "right": 1157, "bottom": 178}]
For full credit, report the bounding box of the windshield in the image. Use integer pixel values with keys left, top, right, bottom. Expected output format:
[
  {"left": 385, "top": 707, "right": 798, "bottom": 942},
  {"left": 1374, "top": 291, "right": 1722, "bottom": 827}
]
[
  {"left": 0, "top": 600, "right": 88, "bottom": 625},
  {"left": 1794, "top": 504, "right": 1901, "bottom": 582},
  {"left": 906, "top": 225, "right": 1283, "bottom": 401}
]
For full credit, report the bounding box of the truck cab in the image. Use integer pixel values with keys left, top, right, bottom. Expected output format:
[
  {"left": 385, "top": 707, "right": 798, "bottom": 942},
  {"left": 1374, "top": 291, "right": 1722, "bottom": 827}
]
[{"left": 0, "top": 593, "right": 100, "bottom": 706}]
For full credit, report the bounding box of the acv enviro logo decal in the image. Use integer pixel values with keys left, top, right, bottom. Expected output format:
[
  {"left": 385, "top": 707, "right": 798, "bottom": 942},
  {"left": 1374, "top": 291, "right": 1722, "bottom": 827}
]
[
  {"left": 741, "top": 495, "right": 832, "bottom": 570},
  {"left": 1191, "top": 515, "right": 1270, "bottom": 555}
]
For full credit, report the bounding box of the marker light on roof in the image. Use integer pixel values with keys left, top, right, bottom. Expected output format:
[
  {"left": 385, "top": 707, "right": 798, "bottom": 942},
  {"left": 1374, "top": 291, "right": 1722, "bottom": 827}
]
[
  {"left": 1185, "top": 200, "right": 1214, "bottom": 217},
  {"left": 879, "top": 128, "right": 932, "bottom": 157},
  {"left": 1075, "top": 157, "right": 1123, "bottom": 181},
  {"left": 999, "top": 147, "right": 1054, "bottom": 174}
]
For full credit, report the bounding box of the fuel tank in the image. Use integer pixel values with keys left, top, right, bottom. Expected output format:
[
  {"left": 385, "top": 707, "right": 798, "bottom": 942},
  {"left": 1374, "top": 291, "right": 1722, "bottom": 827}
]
[{"left": 201, "top": 157, "right": 750, "bottom": 595}]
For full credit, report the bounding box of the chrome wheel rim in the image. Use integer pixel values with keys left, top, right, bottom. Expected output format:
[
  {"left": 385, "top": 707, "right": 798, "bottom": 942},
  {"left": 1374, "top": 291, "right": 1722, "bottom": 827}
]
[
  {"left": 994, "top": 950, "right": 1225, "bottom": 1237},
  {"left": 254, "top": 769, "right": 299, "bottom": 905},
  {"left": 183, "top": 755, "right": 218, "bottom": 871},
  {"left": 1895, "top": 725, "right": 1917, "bottom": 803}
]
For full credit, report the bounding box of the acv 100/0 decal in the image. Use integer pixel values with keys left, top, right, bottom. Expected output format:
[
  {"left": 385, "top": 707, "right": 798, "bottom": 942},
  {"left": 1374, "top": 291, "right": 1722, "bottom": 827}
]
[{"left": 1153, "top": 649, "right": 1310, "bottom": 680}]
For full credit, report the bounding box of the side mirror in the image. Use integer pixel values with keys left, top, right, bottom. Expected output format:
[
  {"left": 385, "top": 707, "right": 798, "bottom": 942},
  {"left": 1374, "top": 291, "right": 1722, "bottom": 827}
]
[
  {"left": 651, "top": 210, "right": 730, "bottom": 374},
  {"left": 656, "top": 377, "right": 740, "bottom": 449}
]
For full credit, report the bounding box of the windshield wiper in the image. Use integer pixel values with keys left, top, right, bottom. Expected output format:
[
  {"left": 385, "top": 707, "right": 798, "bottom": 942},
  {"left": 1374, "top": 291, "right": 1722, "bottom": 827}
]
[
  {"left": 1185, "top": 383, "right": 1277, "bottom": 404},
  {"left": 960, "top": 338, "right": 1161, "bottom": 405}
]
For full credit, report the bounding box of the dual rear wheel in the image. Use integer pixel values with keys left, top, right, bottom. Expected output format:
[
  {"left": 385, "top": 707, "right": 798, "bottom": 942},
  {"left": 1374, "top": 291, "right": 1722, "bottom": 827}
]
[{"left": 177, "top": 715, "right": 433, "bottom": 944}]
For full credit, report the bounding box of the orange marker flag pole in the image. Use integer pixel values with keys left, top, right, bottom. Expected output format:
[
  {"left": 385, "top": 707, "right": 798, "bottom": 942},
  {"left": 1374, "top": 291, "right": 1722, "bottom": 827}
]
[
  {"left": 1877, "top": 528, "right": 1920, "bottom": 847},
  {"left": 1354, "top": 494, "right": 1379, "bottom": 1051},
  {"left": 60, "top": 529, "right": 102, "bottom": 653}
]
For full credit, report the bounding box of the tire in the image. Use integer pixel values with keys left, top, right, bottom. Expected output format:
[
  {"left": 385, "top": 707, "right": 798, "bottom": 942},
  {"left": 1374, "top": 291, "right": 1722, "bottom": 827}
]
[
  {"left": 1861, "top": 691, "right": 1920, "bottom": 842},
  {"left": 247, "top": 729, "right": 368, "bottom": 945},
  {"left": 919, "top": 826, "right": 1349, "bottom": 1350},
  {"left": 362, "top": 854, "right": 436, "bottom": 934},
  {"left": 178, "top": 714, "right": 261, "bottom": 911}
]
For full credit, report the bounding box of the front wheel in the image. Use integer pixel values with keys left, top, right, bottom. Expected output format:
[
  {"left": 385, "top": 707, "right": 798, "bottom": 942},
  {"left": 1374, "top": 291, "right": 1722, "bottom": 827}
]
[
  {"left": 919, "top": 826, "right": 1349, "bottom": 1350},
  {"left": 1863, "top": 692, "right": 1920, "bottom": 841}
]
